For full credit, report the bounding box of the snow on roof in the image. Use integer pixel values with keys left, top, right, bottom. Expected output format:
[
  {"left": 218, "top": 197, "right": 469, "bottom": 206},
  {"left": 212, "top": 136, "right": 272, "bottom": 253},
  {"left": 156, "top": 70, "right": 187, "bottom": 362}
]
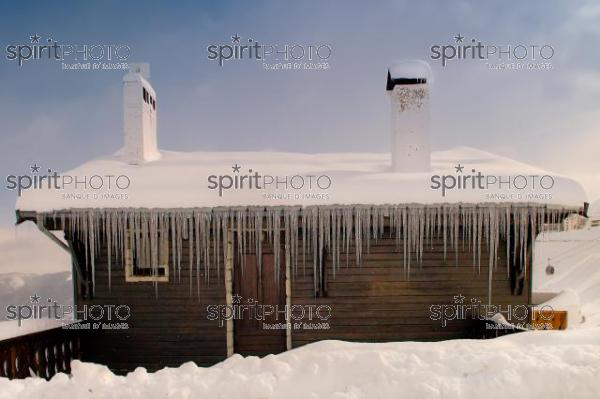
[{"left": 15, "top": 146, "right": 586, "bottom": 212}]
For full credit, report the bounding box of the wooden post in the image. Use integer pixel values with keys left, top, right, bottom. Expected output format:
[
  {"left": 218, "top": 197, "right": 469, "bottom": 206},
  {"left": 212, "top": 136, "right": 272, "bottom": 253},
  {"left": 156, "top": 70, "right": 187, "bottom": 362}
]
[
  {"left": 487, "top": 258, "right": 493, "bottom": 306},
  {"left": 285, "top": 240, "right": 292, "bottom": 350},
  {"left": 225, "top": 229, "right": 234, "bottom": 357}
]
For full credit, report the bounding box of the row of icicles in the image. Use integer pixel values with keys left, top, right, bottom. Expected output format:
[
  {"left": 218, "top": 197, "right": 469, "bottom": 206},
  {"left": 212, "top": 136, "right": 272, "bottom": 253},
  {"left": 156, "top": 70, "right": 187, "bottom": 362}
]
[{"left": 37, "top": 204, "right": 575, "bottom": 296}]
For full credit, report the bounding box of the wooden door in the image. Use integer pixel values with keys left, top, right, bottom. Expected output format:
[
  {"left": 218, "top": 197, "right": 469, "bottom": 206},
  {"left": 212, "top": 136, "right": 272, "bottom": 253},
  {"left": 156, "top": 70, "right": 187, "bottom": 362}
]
[{"left": 233, "top": 243, "right": 286, "bottom": 356}]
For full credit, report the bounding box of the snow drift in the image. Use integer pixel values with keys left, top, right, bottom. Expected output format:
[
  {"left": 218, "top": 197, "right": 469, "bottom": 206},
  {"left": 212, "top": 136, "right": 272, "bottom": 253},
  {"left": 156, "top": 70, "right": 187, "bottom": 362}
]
[
  {"left": 533, "top": 229, "right": 600, "bottom": 328},
  {"left": 0, "top": 328, "right": 598, "bottom": 399}
]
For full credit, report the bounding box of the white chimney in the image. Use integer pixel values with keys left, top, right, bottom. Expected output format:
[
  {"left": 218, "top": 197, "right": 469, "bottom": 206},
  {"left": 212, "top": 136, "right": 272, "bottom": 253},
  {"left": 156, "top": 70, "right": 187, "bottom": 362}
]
[
  {"left": 386, "top": 60, "right": 432, "bottom": 172},
  {"left": 122, "top": 63, "right": 161, "bottom": 165}
]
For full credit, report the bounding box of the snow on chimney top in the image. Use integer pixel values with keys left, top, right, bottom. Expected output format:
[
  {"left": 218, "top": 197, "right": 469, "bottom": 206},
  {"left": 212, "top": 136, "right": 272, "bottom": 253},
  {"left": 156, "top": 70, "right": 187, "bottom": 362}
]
[
  {"left": 128, "top": 63, "right": 150, "bottom": 80},
  {"left": 122, "top": 63, "right": 161, "bottom": 165}
]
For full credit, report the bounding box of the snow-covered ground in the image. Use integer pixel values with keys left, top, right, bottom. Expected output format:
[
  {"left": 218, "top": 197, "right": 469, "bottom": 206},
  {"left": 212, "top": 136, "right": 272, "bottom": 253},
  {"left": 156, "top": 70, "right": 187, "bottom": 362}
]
[
  {"left": 0, "top": 329, "right": 599, "bottom": 399},
  {"left": 533, "top": 200, "right": 600, "bottom": 328},
  {"left": 0, "top": 270, "right": 73, "bottom": 340},
  {"left": 0, "top": 223, "right": 72, "bottom": 340}
]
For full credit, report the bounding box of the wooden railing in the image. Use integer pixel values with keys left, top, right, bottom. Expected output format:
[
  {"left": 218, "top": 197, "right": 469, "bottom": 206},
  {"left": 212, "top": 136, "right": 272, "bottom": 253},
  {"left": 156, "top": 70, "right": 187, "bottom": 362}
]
[{"left": 0, "top": 327, "right": 80, "bottom": 380}]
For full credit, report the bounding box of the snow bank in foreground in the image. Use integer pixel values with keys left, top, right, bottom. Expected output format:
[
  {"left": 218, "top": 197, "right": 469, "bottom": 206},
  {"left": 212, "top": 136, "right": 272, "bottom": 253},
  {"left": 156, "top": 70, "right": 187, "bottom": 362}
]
[
  {"left": 533, "top": 225, "right": 600, "bottom": 329},
  {"left": 1, "top": 329, "right": 599, "bottom": 399}
]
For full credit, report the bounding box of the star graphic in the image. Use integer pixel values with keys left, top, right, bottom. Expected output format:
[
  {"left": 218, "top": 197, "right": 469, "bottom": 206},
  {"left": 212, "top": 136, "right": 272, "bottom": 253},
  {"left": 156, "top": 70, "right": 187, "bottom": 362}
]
[
  {"left": 231, "top": 34, "right": 241, "bottom": 43},
  {"left": 30, "top": 294, "right": 41, "bottom": 303},
  {"left": 30, "top": 164, "right": 41, "bottom": 174},
  {"left": 453, "top": 294, "right": 466, "bottom": 304},
  {"left": 232, "top": 294, "right": 242, "bottom": 304},
  {"left": 232, "top": 164, "right": 241, "bottom": 173},
  {"left": 454, "top": 34, "right": 465, "bottom": 43},
  {"left": 30, "top": 34, "right": 41, "bottom": 43},
  {"left": 454, "top": 163, "right": 464, "bottom": 173}
]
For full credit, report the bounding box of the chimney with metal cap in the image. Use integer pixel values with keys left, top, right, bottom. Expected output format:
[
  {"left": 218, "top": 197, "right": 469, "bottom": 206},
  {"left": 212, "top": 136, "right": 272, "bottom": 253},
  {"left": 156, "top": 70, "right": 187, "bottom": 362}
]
[{"left": 386, "top": 60, "right": 432, "bottom": 172}]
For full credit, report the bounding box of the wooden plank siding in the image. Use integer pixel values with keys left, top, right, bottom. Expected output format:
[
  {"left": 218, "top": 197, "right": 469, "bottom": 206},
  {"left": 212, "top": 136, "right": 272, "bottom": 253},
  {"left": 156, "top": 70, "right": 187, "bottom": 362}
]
[
  {"left": 76, "top": 240, "right": 228, "bottom": 374},
  {"left": 73, "top": 229, "right": 528, "bottom": 373},
  {"left": 291, "top": 236, "right": 528, "bottom": 347}
]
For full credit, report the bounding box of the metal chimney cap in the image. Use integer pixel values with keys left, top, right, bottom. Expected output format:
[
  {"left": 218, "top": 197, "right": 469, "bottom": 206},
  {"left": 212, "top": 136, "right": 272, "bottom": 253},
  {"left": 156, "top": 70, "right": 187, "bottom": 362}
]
[{"left": 386, "top": 60, "right": 432, "bottom": 91}]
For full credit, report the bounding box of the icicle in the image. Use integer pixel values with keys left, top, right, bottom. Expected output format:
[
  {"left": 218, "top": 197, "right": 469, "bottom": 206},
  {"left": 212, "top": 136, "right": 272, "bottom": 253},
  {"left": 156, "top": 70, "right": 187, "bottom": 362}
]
[
  {"left": 37, "top": 203, "right": 575, "bottom": 301},
  {"left": 194, "top": 211, "right": 201, "bottom": 297},
  {"left": 188, "top": 213, "right": 194, "bottom": 295},
  {"left": 505, "top": 206, "right": 511, "bottom": 277},
  {"left": 88, "top": 212, "right": 96, "bottom": 295},
  {"left": 106, "top": 212, "right": 112, "bottom": 292}
]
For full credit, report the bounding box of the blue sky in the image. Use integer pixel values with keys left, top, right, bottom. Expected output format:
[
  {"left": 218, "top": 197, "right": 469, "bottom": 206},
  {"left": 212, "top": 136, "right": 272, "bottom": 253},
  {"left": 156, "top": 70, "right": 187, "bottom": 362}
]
[{"left": 1, "top": 0, "right": 599, "bottom": 226}]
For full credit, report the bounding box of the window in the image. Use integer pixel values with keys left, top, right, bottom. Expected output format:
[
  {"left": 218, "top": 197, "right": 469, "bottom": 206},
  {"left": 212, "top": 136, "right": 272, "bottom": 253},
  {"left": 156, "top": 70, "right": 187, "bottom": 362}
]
[
  {"left": 141, "top": 87, "right": 156, "bottom": 110},
  {"left": 125, "top": 230, "right": 169, "bottom": 282}
]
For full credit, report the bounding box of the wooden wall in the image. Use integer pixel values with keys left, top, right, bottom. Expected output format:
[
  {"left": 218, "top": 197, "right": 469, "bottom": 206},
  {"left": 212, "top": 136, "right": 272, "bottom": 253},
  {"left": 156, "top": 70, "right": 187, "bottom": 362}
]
[
  {"left": 74, "top": 230, "right": 528, "bottom": 372},
  {"left": 76, "top": 240, "right": 227, "bottom": 373},
  {"left": 291, "top": 234, "right": 528, "bottom": 347}
]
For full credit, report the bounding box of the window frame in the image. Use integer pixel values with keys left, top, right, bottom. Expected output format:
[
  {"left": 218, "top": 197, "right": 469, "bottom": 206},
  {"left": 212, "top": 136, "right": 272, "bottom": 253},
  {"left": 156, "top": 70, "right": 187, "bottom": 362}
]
[{"left": 124, "top": 229, "right": 170, "bottom": 283}]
